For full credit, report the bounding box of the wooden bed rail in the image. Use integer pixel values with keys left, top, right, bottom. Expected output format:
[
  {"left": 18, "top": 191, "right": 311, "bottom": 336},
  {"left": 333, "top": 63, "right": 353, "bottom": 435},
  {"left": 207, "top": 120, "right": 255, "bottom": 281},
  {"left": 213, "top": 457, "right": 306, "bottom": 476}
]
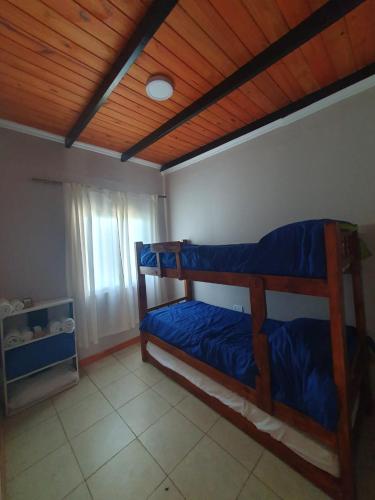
[{"left": 139, "top": 267, "right": 329, "bottom": 296}]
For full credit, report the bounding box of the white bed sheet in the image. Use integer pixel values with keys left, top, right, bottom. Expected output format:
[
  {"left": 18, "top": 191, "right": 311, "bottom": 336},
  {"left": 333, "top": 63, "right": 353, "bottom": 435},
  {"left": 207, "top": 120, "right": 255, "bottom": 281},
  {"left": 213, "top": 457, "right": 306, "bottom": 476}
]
[{"left": 147, "top": 341, "right": 340, "bottom": 477}]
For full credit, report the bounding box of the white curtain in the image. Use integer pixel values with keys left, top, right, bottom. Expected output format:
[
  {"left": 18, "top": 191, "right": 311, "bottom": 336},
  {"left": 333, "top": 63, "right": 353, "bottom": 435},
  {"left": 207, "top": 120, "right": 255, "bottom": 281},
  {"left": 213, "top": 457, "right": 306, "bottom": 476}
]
[{"left": 64, "top": 183, "right": 166, "bottom": 349}]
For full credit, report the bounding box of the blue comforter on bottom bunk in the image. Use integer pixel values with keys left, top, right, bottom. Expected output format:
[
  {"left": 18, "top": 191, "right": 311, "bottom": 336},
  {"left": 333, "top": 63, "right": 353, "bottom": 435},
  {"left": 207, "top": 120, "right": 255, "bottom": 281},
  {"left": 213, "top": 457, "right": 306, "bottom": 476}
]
[{"left": 140, "top": 300, "right": 357, "bottom": 431}]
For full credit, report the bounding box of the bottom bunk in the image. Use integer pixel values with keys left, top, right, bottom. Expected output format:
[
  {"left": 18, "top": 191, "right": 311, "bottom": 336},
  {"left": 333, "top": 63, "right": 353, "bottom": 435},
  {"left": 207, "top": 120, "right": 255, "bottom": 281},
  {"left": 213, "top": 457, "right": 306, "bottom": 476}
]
[
  {"left": 141, "top": 300, "right": 357, "bottom": 433},
  {"left": 140, "top": 300, "right": 363, "bottom": 499}
]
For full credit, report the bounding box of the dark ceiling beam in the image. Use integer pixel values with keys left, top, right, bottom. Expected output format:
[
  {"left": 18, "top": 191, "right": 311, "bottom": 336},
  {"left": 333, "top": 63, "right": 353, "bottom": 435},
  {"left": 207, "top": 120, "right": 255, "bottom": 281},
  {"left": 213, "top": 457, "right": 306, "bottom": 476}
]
[
  {"left": 160, "top": 62, "right": 375, "bottom": 171},
  {"left": 65, "top": 0, "right": 177, "bottom": 148},
  {"left": 121, "top": 0, "right": 364, "bottom": 162}
]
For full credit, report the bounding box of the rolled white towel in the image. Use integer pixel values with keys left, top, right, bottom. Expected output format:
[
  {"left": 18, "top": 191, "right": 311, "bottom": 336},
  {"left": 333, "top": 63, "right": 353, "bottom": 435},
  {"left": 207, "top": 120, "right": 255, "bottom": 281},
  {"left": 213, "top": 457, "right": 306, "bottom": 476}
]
[
  {"left": 0, "top": 298, "right": 12, "bottom": 319},
  {"left": 20, "top": 328, "right": 33, "bottom": 342},
  {"left": 4, "top": 329, "right": 23, "bottom": 348},
  {"left": 47, "top": 321, "right": 62, "bottom": 335},
  {"left": 61, "top": 317, "right": 75, "bottom": 334},
  {"left": 10, "top": 299, "right": 24, "bottom": 312}
]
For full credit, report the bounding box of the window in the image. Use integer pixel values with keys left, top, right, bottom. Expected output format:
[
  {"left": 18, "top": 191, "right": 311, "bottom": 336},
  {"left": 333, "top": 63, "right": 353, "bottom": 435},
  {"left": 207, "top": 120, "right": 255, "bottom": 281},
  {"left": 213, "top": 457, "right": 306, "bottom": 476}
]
[
  {"left": 86, "top": 214, "right": 123, "bottom": 293},
  {"left": 64, "top": 183, "right": 165, "bottom": 347}
]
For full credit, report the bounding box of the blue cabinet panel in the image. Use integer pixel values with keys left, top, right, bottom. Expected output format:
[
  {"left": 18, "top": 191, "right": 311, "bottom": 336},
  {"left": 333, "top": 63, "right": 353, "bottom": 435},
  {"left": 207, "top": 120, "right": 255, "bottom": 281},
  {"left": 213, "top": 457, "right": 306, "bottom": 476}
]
[{"left": 5, "top": 333, "right": 76, "bottom": 380}]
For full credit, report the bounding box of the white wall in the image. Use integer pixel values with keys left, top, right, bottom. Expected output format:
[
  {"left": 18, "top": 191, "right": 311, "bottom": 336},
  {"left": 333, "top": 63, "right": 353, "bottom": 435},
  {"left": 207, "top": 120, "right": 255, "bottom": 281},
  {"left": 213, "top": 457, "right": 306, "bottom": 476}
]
[
  {"left": 165, "top": 86, "right": 375, "bottom": 341},
  {"left": 0, "top": 128, "right": 164, "bottom": 356}
]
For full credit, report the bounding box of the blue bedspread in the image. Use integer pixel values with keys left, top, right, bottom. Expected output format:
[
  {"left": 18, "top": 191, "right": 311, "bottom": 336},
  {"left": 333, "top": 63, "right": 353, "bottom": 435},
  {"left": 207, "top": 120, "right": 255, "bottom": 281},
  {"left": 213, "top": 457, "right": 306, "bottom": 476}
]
[
  {"left": 141, "top": 300, "right": 357, "bottom": 431},
  {"left": 140, "top": 219, "right": 331, "bottom": 278}
]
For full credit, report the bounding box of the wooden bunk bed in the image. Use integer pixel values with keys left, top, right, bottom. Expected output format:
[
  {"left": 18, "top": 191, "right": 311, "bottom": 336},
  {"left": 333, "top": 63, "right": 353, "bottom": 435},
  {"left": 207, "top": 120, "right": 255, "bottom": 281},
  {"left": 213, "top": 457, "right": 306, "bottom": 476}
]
[{"left": 135, "top": 221, "right": 371, "bottom": 500}]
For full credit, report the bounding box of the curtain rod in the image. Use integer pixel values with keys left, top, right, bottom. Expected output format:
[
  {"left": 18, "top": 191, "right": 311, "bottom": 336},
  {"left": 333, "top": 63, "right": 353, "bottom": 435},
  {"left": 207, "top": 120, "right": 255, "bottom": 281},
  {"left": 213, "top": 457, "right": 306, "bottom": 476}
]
[{"left": 31, "top": 177, "right": 167, "bottom": 198}]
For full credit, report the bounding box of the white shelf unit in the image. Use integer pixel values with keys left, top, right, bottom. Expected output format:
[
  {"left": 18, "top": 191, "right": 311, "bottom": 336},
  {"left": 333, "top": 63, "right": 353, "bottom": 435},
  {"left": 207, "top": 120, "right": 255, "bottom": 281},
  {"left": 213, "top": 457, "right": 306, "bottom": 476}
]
[{"left": 0, "top": 297, "right": 79, "bottom": 416}]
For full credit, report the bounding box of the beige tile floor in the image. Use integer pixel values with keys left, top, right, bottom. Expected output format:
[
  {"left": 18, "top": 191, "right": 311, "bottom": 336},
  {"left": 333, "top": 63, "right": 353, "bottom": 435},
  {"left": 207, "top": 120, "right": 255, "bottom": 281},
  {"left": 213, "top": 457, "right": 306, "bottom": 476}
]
[{"left": 3, "top": 343, "right": 374, "bottom": 500}]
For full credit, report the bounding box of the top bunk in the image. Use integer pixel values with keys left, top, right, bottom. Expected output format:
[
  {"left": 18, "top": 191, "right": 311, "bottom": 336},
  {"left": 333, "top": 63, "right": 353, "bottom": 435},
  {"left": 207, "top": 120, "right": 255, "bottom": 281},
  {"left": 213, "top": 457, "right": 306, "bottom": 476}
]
[{"left": 137, "top": 220, "right": 364, "bottom": 297}]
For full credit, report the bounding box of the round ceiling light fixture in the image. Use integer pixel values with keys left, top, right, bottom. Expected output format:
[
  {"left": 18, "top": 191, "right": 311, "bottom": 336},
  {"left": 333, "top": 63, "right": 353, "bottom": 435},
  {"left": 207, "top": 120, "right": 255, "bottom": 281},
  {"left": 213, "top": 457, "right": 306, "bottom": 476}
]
[{"left": 146, "top": 75, "right": 174, "bottom": 101}]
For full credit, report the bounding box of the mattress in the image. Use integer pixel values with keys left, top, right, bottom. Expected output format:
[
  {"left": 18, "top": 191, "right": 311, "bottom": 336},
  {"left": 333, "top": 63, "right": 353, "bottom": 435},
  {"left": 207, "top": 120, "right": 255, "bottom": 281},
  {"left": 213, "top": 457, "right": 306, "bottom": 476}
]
[
  {"left": 147, "top": 342, "right": 340, "bottom": 476},
  {"left": 140, "top": 300, "right": 357, "bottom": 431},
  {"left": 140, "top": 219, "right": 334, "bottom": 278}
]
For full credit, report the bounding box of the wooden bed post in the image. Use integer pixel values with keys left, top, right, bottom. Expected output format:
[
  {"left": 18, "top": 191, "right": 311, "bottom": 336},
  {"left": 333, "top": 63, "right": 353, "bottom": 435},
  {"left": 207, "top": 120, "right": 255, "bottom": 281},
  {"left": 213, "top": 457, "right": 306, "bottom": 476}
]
[
  {"left": 182, "top": 239, "right": 193, "bottom": 300},
  {"left": 249, "top": 277, "right": 272, "bottom": 413},
  {"left": 351, "top": 232, "right": 366, "bottom": 340},
  {"left": 324, "top": 223, "right": 355, "bottom": 500},
  {"left": 135, "top": 241, "right": 148, "bottom": 361},
  {"left": 351, "top": 231, "right": 372, "bottom": 413}
]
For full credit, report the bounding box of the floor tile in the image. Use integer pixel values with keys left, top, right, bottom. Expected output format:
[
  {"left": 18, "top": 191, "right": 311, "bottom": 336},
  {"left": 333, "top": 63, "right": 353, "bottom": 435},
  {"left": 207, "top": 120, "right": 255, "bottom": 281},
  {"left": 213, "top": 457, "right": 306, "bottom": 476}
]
[
  {"left": 148, "top": 478, "right": 184, "bottom": 500},
  {"left": 101, "top": 373, "right": 147, "bottom": 409},
  {"left": 176, "top": 394, "right": 219, "bottom": 432},
  {"left": 254, "top": 451, "right": 329, "bottom": 500},
  {"left": 113, "top": 343, "right": 140, "bottom": 360},
  {"left": 6, "top": 415, "right": 66, "bottom": 479},
  {"left": 85, "top": 357, "right": 130, "bottom": 389},
  {"left": 115, "top": 350, "right": 143, "bottom": 371},
  {"left": 64, "top": 482, "right": 92, "bottom": 500},
  {"left": 171, "top": 435, "right": 248, "bottom": 500},
  {"left": 7, "top": 444, "right": 82, "bottom": 500},
  {"left": 139, "top": 409, "right": 202, "bottom": 473},
  {"left": 53, "top": 374, "right": 98, "bottom": 413},
  {"left": 238, "top": 475, "right": 280, "bottom": 500},
  {"left": 87, "top": 439, "right": 165, "bottom": 500},
  {"left": 208, "top": 417, "right": 264, "bottom": 471},
  {"left": 83, "top": 356, "right": 117, "bottom": 371},
  {"left": 118, "top": 389, "right": 170, "bottom": 436},
  {"left": 59, "top": 392, "right": 112, "bottom": 438},
  {"left": 71, "top": 411, "right": 135, "bottom": 478},
  {"left": 4, "top": 399, "right": 56, "bottom": 441},
  {"left": 134, "top": 363, "right": 165, "bottom": 386},
  {"left": 152, "top": 378, "right": 188, "bottom": 406}
]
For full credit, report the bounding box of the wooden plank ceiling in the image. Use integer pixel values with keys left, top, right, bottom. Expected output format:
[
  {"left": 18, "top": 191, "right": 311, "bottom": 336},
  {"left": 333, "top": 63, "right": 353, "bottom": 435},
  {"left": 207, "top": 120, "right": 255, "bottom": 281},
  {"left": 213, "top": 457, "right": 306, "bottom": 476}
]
[{"left": 0, "top": 0, "right": 374, "bottom": 167}]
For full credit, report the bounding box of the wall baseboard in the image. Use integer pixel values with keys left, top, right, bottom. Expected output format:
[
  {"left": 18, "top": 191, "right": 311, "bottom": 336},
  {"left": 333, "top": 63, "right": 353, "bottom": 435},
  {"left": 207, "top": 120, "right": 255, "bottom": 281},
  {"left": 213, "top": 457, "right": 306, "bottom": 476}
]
[{"left": 79, "top": 336, "right": 140, "bottom": 367}]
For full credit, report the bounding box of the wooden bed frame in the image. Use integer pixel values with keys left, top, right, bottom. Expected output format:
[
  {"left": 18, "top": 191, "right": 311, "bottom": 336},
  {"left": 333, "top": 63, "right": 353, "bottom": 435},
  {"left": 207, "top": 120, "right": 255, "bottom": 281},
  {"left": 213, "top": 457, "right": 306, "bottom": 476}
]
[{"left": 135, "top": 222, "right": 371, "bottom": 500}]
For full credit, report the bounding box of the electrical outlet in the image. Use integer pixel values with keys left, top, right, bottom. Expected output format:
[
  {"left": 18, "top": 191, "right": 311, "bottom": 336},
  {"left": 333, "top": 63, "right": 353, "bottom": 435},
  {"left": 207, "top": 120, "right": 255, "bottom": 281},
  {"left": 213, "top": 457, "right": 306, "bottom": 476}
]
[{"left": 232, "top": 304, "right": 244, "bottom": 312}]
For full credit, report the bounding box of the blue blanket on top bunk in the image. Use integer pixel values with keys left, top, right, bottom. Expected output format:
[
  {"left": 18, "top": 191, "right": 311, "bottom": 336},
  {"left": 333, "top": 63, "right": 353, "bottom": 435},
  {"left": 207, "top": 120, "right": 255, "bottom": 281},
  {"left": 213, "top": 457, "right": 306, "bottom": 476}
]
[
  {"left": 141, "top": 300, "right": 357, "bottom": 431},
  {"left": 140, "top": 219, "right": 330, "bottom": 278}
]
